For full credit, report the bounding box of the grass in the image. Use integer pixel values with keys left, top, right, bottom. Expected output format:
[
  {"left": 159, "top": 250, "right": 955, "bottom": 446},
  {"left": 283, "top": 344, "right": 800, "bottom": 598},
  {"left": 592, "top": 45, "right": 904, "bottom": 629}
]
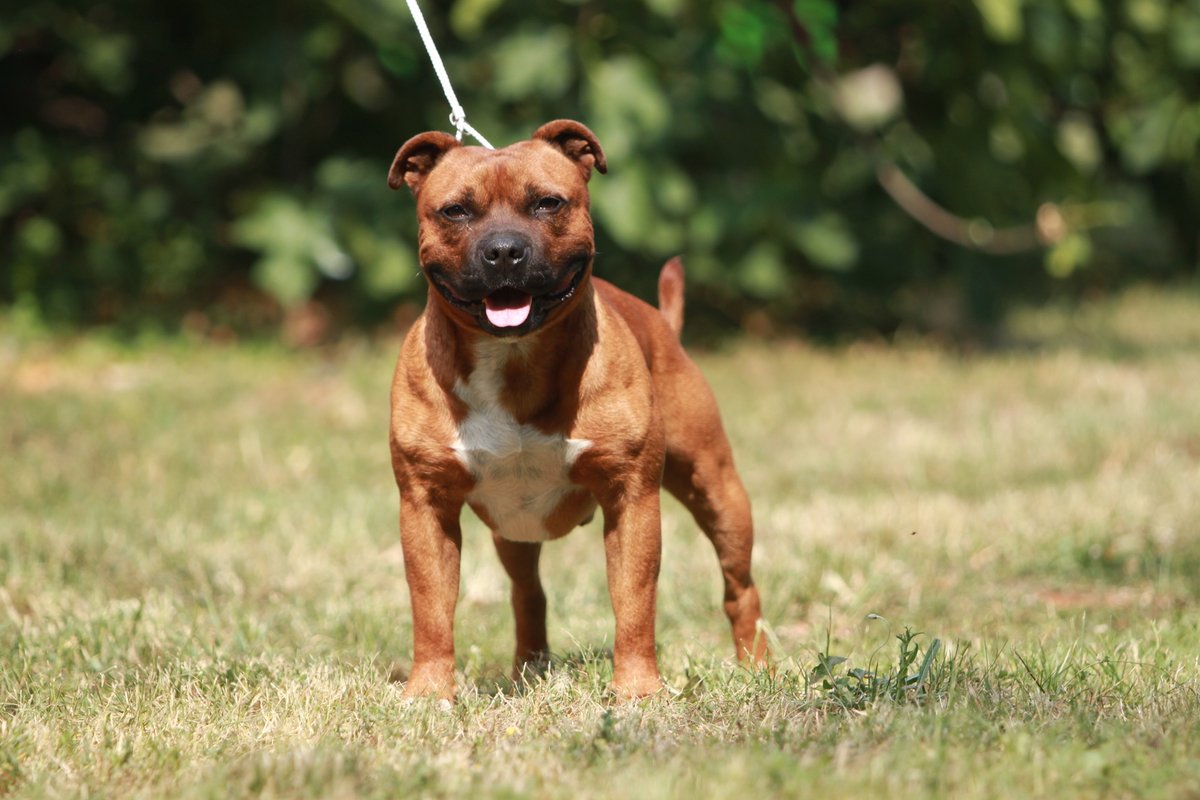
[{"left": 3, "top": 284, "right": 1200, "bottom": 798}]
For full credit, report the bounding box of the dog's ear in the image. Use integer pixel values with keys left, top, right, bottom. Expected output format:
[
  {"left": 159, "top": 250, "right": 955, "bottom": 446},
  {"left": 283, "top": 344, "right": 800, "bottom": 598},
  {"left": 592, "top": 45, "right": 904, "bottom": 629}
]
[
  {"left": 532, "top": 119, "right": 607, "bottom": 181},
  {"left": 388, "top": 132, "right": 461, "bottom": 194}
]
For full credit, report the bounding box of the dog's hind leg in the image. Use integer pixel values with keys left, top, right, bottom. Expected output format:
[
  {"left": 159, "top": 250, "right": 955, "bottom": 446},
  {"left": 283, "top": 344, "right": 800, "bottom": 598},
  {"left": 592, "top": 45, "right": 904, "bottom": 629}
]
[
  {"left": 660, "top": 378, "right": 768, "bottom": 664},
  {"left": 491, "top": 535, "right": 551, "bottom": 682}
]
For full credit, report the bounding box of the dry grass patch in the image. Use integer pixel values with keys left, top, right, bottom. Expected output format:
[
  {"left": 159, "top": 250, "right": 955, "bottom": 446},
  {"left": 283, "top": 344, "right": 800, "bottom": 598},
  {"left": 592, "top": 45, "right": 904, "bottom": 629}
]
[{"left": 3, "top": 286, "right": 1200, "bottom": 798}]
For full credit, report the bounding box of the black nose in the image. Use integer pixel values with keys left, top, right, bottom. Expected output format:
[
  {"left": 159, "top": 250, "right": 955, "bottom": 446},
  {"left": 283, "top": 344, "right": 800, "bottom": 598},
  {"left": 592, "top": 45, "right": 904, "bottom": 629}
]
[{"left": 479, "top": 232, "right": 531, "bottom": 271}]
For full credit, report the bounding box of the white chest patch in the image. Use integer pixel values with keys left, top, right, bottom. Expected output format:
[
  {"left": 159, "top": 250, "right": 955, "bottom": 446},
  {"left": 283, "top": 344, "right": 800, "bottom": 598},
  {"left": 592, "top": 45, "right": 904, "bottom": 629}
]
[{"left": 452, "top": 342, "right": 593, "bottom": 542}]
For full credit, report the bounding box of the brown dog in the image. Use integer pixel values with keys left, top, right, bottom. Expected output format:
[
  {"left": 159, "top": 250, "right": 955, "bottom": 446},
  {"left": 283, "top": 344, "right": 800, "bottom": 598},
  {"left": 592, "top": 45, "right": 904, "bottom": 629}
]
[{"left": 387, "top": 120, "right": 766, "bottom": 699}]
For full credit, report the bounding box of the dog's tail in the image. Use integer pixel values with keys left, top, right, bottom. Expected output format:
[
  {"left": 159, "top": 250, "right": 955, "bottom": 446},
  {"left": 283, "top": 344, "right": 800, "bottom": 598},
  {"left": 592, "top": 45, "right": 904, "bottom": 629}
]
[{"left": 657, "top": 257, "right": 685, "bottom": 338}]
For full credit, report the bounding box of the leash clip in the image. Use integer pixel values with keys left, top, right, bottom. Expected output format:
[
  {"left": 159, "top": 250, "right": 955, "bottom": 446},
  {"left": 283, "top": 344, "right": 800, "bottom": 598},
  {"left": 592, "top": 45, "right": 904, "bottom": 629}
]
[
  {"left": 449, "top": 110, "right": 467, "bottom": 142},
  {"left": 406, "top": 0, "right": 495, "bottom": 149}
]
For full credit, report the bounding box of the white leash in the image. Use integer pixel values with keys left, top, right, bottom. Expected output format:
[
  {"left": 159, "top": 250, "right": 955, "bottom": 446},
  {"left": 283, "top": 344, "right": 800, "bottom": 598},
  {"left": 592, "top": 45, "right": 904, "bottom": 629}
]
[{"left": 404, "top": 0, "right": 495, "bottom": 149}]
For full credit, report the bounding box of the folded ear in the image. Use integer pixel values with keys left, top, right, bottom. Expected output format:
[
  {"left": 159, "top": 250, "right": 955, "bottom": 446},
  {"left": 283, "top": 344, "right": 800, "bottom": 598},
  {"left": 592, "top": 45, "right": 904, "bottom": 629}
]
[
  {"left": 532, "top": 119, "right": 607, "bottom": 181},
  {"left": 388, "top": 131, "right": 461, "bottom": 194}
]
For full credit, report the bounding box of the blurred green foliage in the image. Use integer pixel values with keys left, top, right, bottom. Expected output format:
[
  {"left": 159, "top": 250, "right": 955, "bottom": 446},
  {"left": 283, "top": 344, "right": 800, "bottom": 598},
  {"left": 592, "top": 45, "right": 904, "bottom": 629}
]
[{"left": 2, "top": 0, "right": 1198, "bottom": 337}]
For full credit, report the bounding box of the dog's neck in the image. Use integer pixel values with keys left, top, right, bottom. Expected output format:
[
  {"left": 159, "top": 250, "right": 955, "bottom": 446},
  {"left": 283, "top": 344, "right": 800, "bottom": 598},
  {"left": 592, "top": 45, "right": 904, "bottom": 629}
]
[{"left": 425, "top": 281, "right": 598, "bottom": 425}]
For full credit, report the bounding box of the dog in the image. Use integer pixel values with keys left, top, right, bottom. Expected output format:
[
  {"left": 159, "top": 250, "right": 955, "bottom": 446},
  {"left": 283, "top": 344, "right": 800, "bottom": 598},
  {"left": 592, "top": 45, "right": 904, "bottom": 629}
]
[{"left": 386, "top": 120, "right": 766, "bottom": 699}]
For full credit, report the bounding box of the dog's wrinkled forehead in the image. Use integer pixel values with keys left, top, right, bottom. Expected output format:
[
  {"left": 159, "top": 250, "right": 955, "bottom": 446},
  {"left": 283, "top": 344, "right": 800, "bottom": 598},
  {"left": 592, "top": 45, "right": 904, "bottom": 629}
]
[
  {"left": 390, "top": 120, "right": 606, "bottom": 200},
  {"left": 419, "top": 141, "right": 589, "bottom": 211}
]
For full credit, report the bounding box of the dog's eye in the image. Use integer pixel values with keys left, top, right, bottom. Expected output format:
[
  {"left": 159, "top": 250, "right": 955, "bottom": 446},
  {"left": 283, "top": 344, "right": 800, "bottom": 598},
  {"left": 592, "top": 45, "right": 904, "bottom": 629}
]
[
  {"left": 440, "top": 204, "right": 470, "bottom": 221},
  {"left": 534, "top": 196, "right": 564, "bottom": 215}
]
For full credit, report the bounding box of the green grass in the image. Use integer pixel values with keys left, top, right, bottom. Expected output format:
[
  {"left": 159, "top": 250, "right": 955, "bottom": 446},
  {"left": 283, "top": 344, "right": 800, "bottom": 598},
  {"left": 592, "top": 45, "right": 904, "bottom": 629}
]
[{"left": 3, "top": 285, "right": 1200, "bottom": 798}]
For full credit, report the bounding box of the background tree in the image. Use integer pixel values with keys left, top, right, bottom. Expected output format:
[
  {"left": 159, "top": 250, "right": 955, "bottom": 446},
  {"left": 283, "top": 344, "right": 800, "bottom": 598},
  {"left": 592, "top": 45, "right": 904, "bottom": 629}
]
[{"left": 2, "top": 0, "right": 1198, "bottom": 339}]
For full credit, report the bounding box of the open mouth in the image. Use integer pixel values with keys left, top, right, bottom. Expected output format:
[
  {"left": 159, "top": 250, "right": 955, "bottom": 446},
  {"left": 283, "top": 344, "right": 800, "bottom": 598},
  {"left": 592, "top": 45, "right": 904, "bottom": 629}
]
[
  {"left": 482, "top": 287, "right": 534, "bottom": 328},
  {"left": 432, "top": 263, "right": 585, "bottom": 333}
]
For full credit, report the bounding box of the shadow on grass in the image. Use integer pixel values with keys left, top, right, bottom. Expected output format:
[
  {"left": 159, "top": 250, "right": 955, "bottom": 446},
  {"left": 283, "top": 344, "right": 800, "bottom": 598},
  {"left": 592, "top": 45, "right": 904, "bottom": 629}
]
[
  {"left": 386, "top": 646, "right": 618, "bottom": 698},
  {"left": 1071, "top": 538, "right": 1200, "bottom": 596}
]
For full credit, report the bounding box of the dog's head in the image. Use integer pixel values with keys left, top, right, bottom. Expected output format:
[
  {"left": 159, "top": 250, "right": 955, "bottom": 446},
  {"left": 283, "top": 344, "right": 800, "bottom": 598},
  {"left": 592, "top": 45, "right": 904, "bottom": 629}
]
[{"left": 389, "top": 120, "right": 606, "bottom": 338}]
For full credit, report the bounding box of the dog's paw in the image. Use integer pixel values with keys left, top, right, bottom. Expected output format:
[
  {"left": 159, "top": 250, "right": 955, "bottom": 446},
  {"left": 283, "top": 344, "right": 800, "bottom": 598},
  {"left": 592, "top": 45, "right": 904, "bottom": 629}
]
[
  {"left": 610, "top": 663, "right": 666, "bottom": 700},
  {"left": 398, "top": 662, "right": 458, "bottom": 703}
]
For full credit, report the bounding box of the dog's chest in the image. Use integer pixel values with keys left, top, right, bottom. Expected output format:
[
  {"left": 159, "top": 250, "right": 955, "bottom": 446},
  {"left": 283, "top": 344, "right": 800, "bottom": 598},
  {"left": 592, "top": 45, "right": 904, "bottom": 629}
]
[{"left": 451, "top": 345, "right": 593, "bottom": 542}]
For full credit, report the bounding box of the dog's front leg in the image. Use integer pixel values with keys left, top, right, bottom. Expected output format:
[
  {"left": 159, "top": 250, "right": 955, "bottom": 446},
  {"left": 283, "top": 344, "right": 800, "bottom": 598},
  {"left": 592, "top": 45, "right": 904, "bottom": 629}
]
[
  {"left": 601, "top": 487, "right": 665, "bottom": 698},
  {"left": 399, "top": 494, "right": 463, "bottom": 700}
]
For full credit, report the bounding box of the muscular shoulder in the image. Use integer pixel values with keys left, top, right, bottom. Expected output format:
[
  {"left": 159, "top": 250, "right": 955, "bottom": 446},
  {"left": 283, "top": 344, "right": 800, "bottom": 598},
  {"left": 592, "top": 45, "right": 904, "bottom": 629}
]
[
  {"left": 389, "top": 315, "right": 471, "bottom": 492},
  {"left": 569, "top": 287, "right": 666, "bottom": 495}
]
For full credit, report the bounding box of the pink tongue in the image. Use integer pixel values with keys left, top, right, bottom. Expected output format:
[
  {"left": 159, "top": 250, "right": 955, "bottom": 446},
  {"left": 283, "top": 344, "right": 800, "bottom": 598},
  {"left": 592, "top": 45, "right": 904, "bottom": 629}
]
[{"left": 484, "top": 293, "right": 532, "bottom": 328}]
